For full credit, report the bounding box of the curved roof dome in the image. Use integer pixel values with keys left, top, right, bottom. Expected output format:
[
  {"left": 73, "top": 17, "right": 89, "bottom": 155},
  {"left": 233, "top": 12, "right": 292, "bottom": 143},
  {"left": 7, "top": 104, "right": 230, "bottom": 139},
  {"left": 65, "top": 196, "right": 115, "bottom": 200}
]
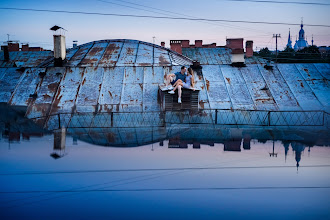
[{"left": 54, "top": 39, "right": 192, "bottom": 67}]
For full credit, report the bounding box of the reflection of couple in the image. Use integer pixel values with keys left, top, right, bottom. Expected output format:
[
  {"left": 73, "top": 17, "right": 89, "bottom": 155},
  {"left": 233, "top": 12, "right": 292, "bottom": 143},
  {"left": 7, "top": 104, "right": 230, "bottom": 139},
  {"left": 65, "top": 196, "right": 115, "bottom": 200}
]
[{"left": 164, "top": 66, "right": 195, "bottom": 103}]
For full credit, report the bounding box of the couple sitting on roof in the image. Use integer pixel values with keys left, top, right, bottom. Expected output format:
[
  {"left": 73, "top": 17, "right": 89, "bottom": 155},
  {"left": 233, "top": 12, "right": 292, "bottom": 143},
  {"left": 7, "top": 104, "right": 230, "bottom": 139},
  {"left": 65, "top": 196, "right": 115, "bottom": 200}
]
[{"left": 164, "top": 66, "right": 195, "bottom": 103}]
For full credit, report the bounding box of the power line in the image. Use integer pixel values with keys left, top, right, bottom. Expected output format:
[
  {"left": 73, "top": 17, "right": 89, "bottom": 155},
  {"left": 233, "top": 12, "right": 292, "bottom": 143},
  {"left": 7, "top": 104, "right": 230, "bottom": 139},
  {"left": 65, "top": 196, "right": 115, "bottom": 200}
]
[
  {"left": 1, "top": 7, "right": 330, "bottom": 27},
  {"left": 1, "top": 165, "right": 329, "bottom": 176},
  {"left": 1, "top": 186, "right": 329, "bottom": 194},
  {"left": 222, "top": 0, "right": 330, "bottom": 6}
]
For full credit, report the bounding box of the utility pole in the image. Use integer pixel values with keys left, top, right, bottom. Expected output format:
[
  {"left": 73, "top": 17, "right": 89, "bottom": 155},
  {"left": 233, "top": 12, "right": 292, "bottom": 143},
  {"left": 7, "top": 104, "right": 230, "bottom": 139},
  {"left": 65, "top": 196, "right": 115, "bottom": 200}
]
[
  {"left": 152, "top": 36, "right": 155, "bottom": 44},
  {"left": 273, "top": 34, "right": 281, "bottom": 63},
  {"left": 7, "top": 34, "right": 10, "bottom": 42}
]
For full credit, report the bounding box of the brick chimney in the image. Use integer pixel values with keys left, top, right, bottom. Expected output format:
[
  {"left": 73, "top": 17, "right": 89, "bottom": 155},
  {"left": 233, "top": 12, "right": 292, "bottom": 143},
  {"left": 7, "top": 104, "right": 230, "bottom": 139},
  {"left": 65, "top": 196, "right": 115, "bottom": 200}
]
[
  {"left": 245, "top": 41, "right": 253, "bottom": 58},
  {"left": 161, "top": 41, "right": 165, "bottom": 47},
  {"left": 8, "top": 42, "right": 19, "bottom": 51},
  {"left": 195, "top": 40, "right": 203, "bottom": 48},
  {"left": 170, "top": 40, "right": 182, "bottom": 54},
  {"left": 181, "top": 40, "right": 190, "bottom": 48},
  {"left": 22, "top": 44, "right": 29, "bottom": 51},
  {"left": 226, "top": 38, "right": 245, "bottom": 65},
  {"left": 3, "top": 45, "right": 9, "bottom": 61}
]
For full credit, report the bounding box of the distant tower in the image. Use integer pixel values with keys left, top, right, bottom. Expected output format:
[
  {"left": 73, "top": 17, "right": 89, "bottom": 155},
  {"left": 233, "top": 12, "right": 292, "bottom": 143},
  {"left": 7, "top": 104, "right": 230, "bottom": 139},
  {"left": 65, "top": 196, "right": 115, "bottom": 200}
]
[
  {"left": 286, "top": 29, "right": 292, "bottom": 49},
  {"left": 294, "top": 19, "right": 309, "bottom": 51},
  {"left": 311, "top": 35, "right": 314, "bottom": 46}
]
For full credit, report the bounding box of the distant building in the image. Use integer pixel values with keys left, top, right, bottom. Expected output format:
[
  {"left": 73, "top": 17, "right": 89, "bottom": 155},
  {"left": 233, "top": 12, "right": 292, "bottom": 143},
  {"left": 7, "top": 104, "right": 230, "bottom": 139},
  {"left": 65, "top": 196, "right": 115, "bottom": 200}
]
[
  {"left": 286, "top": 29, "right": 292, "bottom": 49},
  {"left": 293, "top": 21, "right": 309, "bottom": 51}
]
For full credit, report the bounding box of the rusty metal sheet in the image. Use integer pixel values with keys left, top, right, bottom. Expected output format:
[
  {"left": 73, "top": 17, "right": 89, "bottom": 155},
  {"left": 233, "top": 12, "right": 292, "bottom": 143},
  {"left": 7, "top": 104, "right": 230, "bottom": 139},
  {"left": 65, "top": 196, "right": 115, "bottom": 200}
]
[
  {"left": 182, "top": 48, "right": 195, "bottom": 61},
  {"left": 143, "top": 83, "right": 160, "bottom": 111},
  {"left": 258, "top": 65, "right": 300, "bottom": 111},
  {"left": 314, "top": 63, "right": 330, "bottom": 80},
  {"left": 9, "top": 68, "right": 46, "bottom": 106},
  {"left": 240, "top": 65, "right": 277, "bottom": 110},
  {"left": 209, "top": 48, "right": 222, "bottom": 64},
  {"left": 277, "top": 64, "right": 323, "bottom": 111},
  {"left": 0, "top": 68, "right": 23, "bottom": 103},
  {"left": 144, "top": 66, "right": 164, "bottom": 84},
  {"left": 98, "top": 42, "right": 124, "bottom": 67},
  {"left": 66, "top": 48, "right": 79, "bottom": 61},
  {"left": 49, "top": 67, "right": 85, "bottom": 114},
  {"left": 79, "top": 42, "right": 108, "bottom": 67},
  {"left": 295, "top": 63, "right": 324, "bottom": 80},
  {"left": 26, "top": 67, "right": 64, "bottom": 119},
  {"left": 66, "top": 43, "right": 94, "bottom": 66},
  {"left": 301, "top": 79, "right": 330, "bottom": 111},
  {"left": 75, "top": 67, "right": 104, "bottom": 113},
  {"left": 154, "top": 47, "right": 171, "bottom": 66},
  {"left": 135, "top": 43, "right": 153, "bottom": 66},
  {"left": 124, "top": 67, "right": 144, "bottom": 84},
  {"left": 116, "top": 41, "right": 138, "bottom": 66},
  {"left": 202, "top": 65, "right": 231, "bottom": 109},
  {"left": 220, "top": 65, "right": 255, "bottom": 109},
  {"left": 98, "top": 67, "right": 125, "bottom": 112},
  {"left": 120, "top": 83, "right": 143, "bottom": 106}
]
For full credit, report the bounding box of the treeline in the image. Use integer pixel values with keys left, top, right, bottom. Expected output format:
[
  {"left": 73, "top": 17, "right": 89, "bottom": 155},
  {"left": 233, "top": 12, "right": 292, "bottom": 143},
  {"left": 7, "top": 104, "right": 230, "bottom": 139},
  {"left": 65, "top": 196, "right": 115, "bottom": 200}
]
[{"left": 254, "top": 45, "right": 330, "bottom": 63}]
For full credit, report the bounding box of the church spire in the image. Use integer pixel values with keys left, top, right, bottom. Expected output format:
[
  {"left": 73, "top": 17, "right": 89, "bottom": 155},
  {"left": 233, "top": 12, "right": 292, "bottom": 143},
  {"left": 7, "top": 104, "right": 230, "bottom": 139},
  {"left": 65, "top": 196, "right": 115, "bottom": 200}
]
[{"left": 287, "top": 28, "right": 292, "bottom": 49}]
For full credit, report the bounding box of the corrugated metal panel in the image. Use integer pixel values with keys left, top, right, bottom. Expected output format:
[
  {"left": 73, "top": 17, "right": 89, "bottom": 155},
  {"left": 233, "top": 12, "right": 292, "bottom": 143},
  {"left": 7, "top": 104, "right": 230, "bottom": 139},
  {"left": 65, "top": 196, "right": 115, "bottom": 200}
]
[
  {"left": 66, "top": 43, "right": 94, "bottom": 66},
  {"left": 0, "top": 68, "right": 23, "bottom": 103},
  {"left": 258, "top": 65, "right": 300, "bottom": 111},
  {"left": 135, "top": 43, "right": 153, "bottom": 66},
  {"left": 9, "top": 68, "right": 45, "bottom": 106},
  {"left": 97, "top": 42, "right": 124, "bottom": 67},
  {"left": 98, "top": 67, "right": 125, "bottom": 112},
  {"left": 154, "top": 47, "right": 171, "bottom": 66},
  {"left": 49, "top": 67, "right": 84, "bottom": 114},
  {"left": 240, "top": 65, "right": 277, "bottom": 110},
  {"left": 202, "top": 65, "right": 231, "bottom": 109},
  {"left": 277, "top": 64, "right": 323, "bottom": 111},
  {"left": 314, "top": 63, "right": 330, "bottom": 80},
  {"left": 143, "top": 67, "right": 162, "bottom": 111},
  {"left": 296, "top": 63, "right": 324, "bottom": 80},
  {"left": 220, "top": 65, "right": 255, "bottom": 109},
  {"left": 26, "top": 67, "right": 64, "bottom": 118},
  {"left": 0, "top": 67, "right": 7, "bottom": 80},
  {"left": 75, "top": 67, "right": 104, "bottom": 112},
  {"left": 79, "top": 42, "right": 108, "bottom": 67},
  {"left": 116, "top": 41, "right": 139, "bottom": 66}
]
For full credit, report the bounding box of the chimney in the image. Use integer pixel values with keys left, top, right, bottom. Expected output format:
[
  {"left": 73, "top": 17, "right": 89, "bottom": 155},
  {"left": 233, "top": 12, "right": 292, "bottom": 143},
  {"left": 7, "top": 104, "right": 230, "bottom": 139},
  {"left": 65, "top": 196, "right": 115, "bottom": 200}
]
[
  {"left": 245, "top": 41, "right": 253, "bottom": 58},
  {"left": 3, "top": 45, "right": 9, "bottom": 61},
  {"left": 195, "top": 40, "right": 203, "bottom": 48},
  {"left": 73, "top": 40, "right": 78, "bottom": 48},
  {"left": 161, "top": 41, "right": 165, "bottom": 47},
  {"left": 22, "top": 44, "right": 29, "bottom": 51},
  {"left": 53, "top": 35, "right": 66, "bottom": 66},
  {"left": 8, "top": 42, "right": 19, "bottom": 52},
  {"left": 51, "top": 25, "right": 66, "bottom": 67},
  {"left": 226, "top": 38, "right": 245, "bottom": 66},
  {"left": 181, "top": 40, "right": 190, "bottom": 48},
  {"left": 170, "top": 40, "right": 182, "bottom": 54}
]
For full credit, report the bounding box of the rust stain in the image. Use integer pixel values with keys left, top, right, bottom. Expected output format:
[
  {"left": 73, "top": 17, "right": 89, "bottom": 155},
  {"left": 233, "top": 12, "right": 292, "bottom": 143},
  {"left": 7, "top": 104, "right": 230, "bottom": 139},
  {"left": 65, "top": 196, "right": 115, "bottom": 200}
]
[
  {"left": 300, "top": 82, "right": 304, "bottom": 88},
  {"left": 126, "top": 47, "right": 134, "bottom": 55},
  {"left": 48, "top": 82, "right": 59, "bottom": 93},
  {"left": 43, "top": 94, "right": 51, "bottom": 99},
  {"left": 159, "top": 55, "right": 170, "bottom": 65},
  {"left": 138, "top": 63, "right": 151, "bottom": 66},
  {"left": 139, "top": 84, "right": 143, "bottom": 90},
  {"left": 206, "top": 79, "right": 210, "bottom": 91},
  {"left": 226, "top": 77, "right": 231, "bottom": 84},
  {"left": 82, "top": 77, "right": 86, "bottom": 86},
  {"left": 201, "top": 85, "right": 204, "bottom": 90},
  {"left": 199, "top": 100, "right": 205, "bottom": 109},
  {"left": 108, "top": 91, "right": 113, "bottom": 98}
]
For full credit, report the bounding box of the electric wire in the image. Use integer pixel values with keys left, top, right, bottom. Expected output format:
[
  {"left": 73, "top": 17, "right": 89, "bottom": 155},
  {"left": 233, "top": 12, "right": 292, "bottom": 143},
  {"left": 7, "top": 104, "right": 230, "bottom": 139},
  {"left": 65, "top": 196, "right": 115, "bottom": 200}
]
[
  {"left": 222, "top": 0, "right": 330, "bottom": 6},
  {"left": 0, "top": 7, "right": 329, "bottom": 27}
]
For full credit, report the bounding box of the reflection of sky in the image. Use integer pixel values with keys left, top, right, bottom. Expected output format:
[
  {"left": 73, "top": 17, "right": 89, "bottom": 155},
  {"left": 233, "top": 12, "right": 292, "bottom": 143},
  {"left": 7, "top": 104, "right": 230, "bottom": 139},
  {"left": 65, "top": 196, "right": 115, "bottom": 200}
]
[{"left": 0, "top": 135, "right": 329, "bottom": 220}]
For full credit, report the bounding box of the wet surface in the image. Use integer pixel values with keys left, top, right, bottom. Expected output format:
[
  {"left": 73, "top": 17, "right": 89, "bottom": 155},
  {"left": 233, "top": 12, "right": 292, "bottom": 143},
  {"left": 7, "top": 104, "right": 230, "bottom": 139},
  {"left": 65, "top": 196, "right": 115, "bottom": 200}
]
[{"left": 0, "top": 124, "right": 329, "bottom": 220}]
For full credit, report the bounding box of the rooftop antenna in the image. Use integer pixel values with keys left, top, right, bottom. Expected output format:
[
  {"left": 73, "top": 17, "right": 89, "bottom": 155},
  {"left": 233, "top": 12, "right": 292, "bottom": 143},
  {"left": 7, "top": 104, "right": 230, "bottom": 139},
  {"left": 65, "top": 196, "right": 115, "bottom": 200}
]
[
  {"left": 153, "top": 36, "right": 155, "bottom": 44},
  {"left": 7, "top": 34, "right": 9, "bottom": 42}
]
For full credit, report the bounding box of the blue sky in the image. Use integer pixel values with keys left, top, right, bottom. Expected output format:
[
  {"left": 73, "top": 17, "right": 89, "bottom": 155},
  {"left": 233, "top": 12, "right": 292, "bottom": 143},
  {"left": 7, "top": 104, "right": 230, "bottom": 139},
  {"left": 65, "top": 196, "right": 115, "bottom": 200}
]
[{"left": 0, "top": 0, "right": 329, "bottom": 50}]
